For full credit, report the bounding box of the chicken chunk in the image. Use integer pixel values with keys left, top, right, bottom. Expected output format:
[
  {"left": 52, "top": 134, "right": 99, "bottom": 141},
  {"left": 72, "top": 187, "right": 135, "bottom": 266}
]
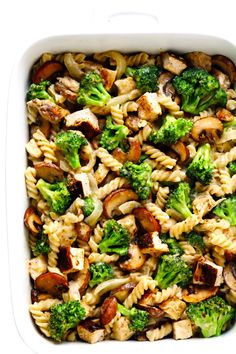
[
  {"left": 137, "top": 93, "right": 162, "bottom": 121},
  {"left": 115, "top": 77, "right": 136, "bottom": 95},
  {"left": 161, "top": 52, "right": 187, "bottom": 75},
  {"left": 159, "top": 297, "right": 186, "bottom": 320},
  {"left": 137, "top": 231, "right": 169, "bottom": 256},
  {"left": 65, "top": 108, "right": 100, "bottom": 138},
  {"left": 111, "top": 316, "right": 134, "bottom": 341},
  {"left": 77, "top": 320, "right": 105, "bottom": 344},
  {"left": 58, "top": 246, "right": 84, "bottom": 274},
  {"left": 185, "top": 51, "right": 212, "bottom": 72},
  {"left": 193, "top": 257, "right": 223, "bottom": 287},
  {"left": 27, "top": 99, "right": 70, "bottom": 124},
  {"left": 173, "top": 319, "right": 193, "bottom": 340}
]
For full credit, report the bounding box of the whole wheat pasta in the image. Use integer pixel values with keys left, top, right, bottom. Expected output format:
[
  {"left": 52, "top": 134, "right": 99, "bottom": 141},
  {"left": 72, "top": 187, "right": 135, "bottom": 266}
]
[
  {"left": 96, "top": 177, "right": 127, "bottom": 199},
  {"left": 25, "top": 139, "right": 42, "bottom": 159},
  {"left": 88, "top": 253, "right": 119, "bottom": 263},
  {"left": 135, "top": 124, "right": 152, "bottom": 145},
  {"left": 157, "top": 93, "right": 183, "bottom": 117},
  {"left": 120, "top": 101, "right": 138, "bottom": 117},
  {"left": 146, "top": 323, "right": 172, "bottom": 341},
  {"left": 125, "top": 52, "right": 150, "bottom": 66},
  {"left": 96, "top": 148, "right": 123, "bottom": 172},
  {"left": 151, "top": 285, "right": 182, "bottom": 305},
  {"left": 152, "top": 169, "right": 186, "bottom": 183},
  {"left": 214, "top": 146, "right": 236, "bottom": 168},
  {"left": 170, "top": 215, "right": 200, "bottom": 239},
  {"left": 110, "top": 104, "right": 124, "bottom": 125},
  {"left": 145, "top": 202, "right": 169, "bottom": 224},
  {"left": 207, "top": 228, "right": 236, "bottom": 254},
  {"left": 94, "top": 163, "right": 109, "bottom": 185},
  {"left": 124, "top": 278, "right": 157, "bottom": 308},
  {"left": 142, "top": 144, "right": 176, "bottom": 169},
  {"left": 155, "top": 186, "right": 170, "bottom": 209},
  {"left": 218, "top": 167, "right": 232, "bottom": 194},
  {"left": 25, "top": 167, "right": 39, "bottom": 200},
  {"left": 44, "top": 220, "right": 61, "bottom": 267},
  {"left": 33, "top": 129, "right": 57, "bottom": 163}
]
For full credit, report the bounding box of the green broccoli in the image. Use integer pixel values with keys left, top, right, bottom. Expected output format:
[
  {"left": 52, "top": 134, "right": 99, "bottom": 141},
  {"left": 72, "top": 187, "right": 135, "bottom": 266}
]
[
  {"left": 55, "top": 131, "right": 87, "bottom": 169},
  {"left": 148, "top": 115, "right": 193, "bottom": 145},
  {"left": 160, "top": 234, "right": 183, "bottom": 256},
  {"left": 186, "top": 143, "right": 214, "bottom": 185},
  {"left": 100, "top": 116, "right": 129, "bottom": 151},
  {"left": 89, "top": 262, "right": 114, "bottom": 288},
  {"left": 49, "top": 300, "right": 86, "bottom": 341},
  {"left": 186, "top": 231, "right": 205, "bottom": 253},
  {"left": 172, "top": 68, "right": 227, "bottom": 115},
  {"left": 120, "top": 161, "right": 153, "bottom": 200},
  {"left": 187, "top": 296, "right": 235, "bottom": 338},
  {"left": 98, "top": 219, "right": 130, "bottom": 256},
  {"left": 32, "top": 231, "right": 50, "bottom": 256},
  {"left": 117, "top": 304, "right": 149, "bottom": 332},
  {"left": 82, "top": 197, "right": 95, "bottom": 217},
  {"left": 77, "top": 71, "right": 111, "bottom": 106},
  {"left": 155, "top": 254, "right": 193, "bottom": 289},
  {"left": 166, "top": 182, "right": 192, "bottom": 219},
  {"left": 26, "top": 80, "right": 53, "bottom": 101},
  {"left": 36, "top": 179, "right": 71, "bottom": 215},
  {"left": 228, "top": 161, "right": 236, "bottom": 175},
  {"left": 126, "top": 64, "right": 161, "bottom": 93},
  {"left": 213, "top": 195, "right": 236, "bottom": 225}
]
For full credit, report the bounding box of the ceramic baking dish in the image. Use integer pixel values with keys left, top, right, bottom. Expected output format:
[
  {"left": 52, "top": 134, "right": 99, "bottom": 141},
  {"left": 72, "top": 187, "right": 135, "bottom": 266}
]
[{"left": 6, "top": 33, "right": 236, "bottom": 354}]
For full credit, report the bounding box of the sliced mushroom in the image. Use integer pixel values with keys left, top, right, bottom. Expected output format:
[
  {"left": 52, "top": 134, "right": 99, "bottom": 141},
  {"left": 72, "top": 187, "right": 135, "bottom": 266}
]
[
  {"left": 75, "top": 222, "right": 92, "bottom": 242},
  {"left": 133, "top": 207, "right": 161, "bottom": 233},
  {"left": 119, "top": 244, "right": 147, "bottom": 271},
  {"left": 212, "top": 68, "right": 231, "bottom": 90},
  {"left": 111, "top": 282, "right": 136, "bottom": 302},
  {"left": 170, "top": 141, "right": 190, "bottom": 163},
  {"left": 223, "top": 262, "right": 236, "bottom": 291},
  {"left": 77, "top": 320, "right": 105, "bottom": 344},
  {"left": 161, "top": 52, "right": 187, "bottom": 75},
  {"left": 212, "top": 54, "right": 236, "bottom": 83},
  {"left": 100, "top": 296, "right": 118, "bottom": 326},
  {"left": 112, "top": 138, "right": 141, "bottom": 163},
  {"left": 191, "top": 116, "right": 223, "bottom": 143},
  {"left": 34, "top": 272, "right": 68, "bottom": 297},
  {"left": 103, "top": 188, "right": 138, "bottom": 218},
  {"left": 31, "top": 118, "right": 51, "bottom": 139},
  {"left": 216, "top": 108, "right": 234, "bottom": 122},
  {"left": 158, "top": 72, "right": 176, "bottom": 98},
  {"left": 137, "top": 305, "right": 164, "bottom": 319},
  {"left": 58, "top": 246, "right": 84, "bottom": 274},
  {"left": 32, "top": 60, "right": 64, "bottom": 84},
  {"left": 24, "top": 206, "right": 42, "bottom": 234},
  {"left": 100, "top": 68, "right": 117, "bottom": 91},
  {"left": 28, "top": 98, "right": 70, "bottom": 124},
  {"left": 185, "top": 51, "right": 212, "bottom": 72},
  {"left": 182, "top": 285, "right": 218, "bottom": 303},
  {"left": 137, "top": 232, "right": 168, "bottom": 256},
  {"left": 125, "top": 116, "right": 147, "bottom": 132},
  {"left": 71, "top": 258, "right": 90, "bottom": 296},
  {"left": 34, "top": 162, "right": 64, "bottom": 183},
  {"left": 65, "top": 108, "right": 100, "bottom": 139}
]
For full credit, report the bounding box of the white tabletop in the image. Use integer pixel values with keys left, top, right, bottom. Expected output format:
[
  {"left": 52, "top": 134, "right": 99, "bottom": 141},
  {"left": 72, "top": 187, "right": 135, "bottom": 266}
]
[{"left": 1, "top": 0, "right": 236, "bottom": 352}]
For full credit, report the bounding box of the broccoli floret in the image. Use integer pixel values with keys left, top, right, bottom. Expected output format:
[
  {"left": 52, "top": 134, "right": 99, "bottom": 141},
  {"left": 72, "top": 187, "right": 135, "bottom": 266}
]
[
  {"left": 100, "top": 116, "right": 129, "bottom": 151},
  {"left": 36, "top": 179, "right": 71, "bottom": 215},
  {"left": 89, "top": 262, "right": 114, "bottom": 288},
  {"left": 117, "top": 304, "right": 149, "bottom": 332},
  {"left": 98, "top": 219, "right": 130, "bottom": 256},
  {"left": 77, "top": 71, "right": 111, "bottom": 106},
  {"left": 49, "top": 300, "right": 86, "bottom": 341},
  {"left": 120, "top": 161, "right": 153, "bottom": 200},
  {"left": 26, "top": 80, "right": 53, "bottom": 102},
  {"left": 173, "top": 68, "right": 227, "bottom": 115},
  {"left": 148, "top": 115, "right": 193, "bottom": 145},
  {"left": 186, "top": 231, "right": 205, "bottom": 253},
  {"left": 32, "top": 231, "right": 50, "bottom": 256},
  {"left": 186, "top": 143, "right": 214, "bottom": 185},
  {"left": 155, "top": 254, "right": 192, "bottom": 289},
  {"left": 55, "top": 131, "right": 87, "bottom": 169},
  {"left": 126, "top": 64, "right": 161, "bottom": 93},
  {"left": 213, "top": 195, "right": 236, "bottom": 225},
  {"left": 228, "top": 161, "right": 236, "bottom": 175},
  {"left": 167, "top": 182, "right": 192, "bottom": 219},
  {"left": 160, "top": 234, "right": 183, "bottom": 256},
  {"left": 187, "top": 296, "right": 235, "bottom": 338},
  {"left": 82, "top": 197, "right": 95, "bottom": 217}
]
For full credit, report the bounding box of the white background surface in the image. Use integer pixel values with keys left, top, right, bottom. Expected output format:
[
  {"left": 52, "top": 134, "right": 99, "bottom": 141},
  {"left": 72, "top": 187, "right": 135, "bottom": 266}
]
[{"left": 1, "top": 1, "right": 236, "bottom": 352}]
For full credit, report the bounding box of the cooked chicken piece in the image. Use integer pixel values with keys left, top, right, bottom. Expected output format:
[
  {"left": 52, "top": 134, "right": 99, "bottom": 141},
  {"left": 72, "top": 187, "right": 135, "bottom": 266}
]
[
  {"left": 77, "top": 320, "right": 105, "bottom": 344},
  {"left": 161, "top": 52, "right": 187, "bottom": 75},
  {"left": 185, "top": 51, "right": 212, "bottom": 71},
  {"left": 111, "top": 316, "right": 134, "bottom": 341},
  {"left": 57, "top": 76, "right": 80, "bottom": 92},
  {"left": 117, "top": 215, "right": 137, "bottom": 238},
  {"left": 71, "top": 258, "right": 90, "bottom": 296},
  {"left": 28, "top": 255, "right": 47, "bottom": 280},
  {"left": 212, "top": 68, "right": 231, "bottom": 90},
  {"left": 55, "top": 76, "right": 79, "bottom": 103},
  {"left": 75, "top": 222, "right": 92, "bottom": 242},
  {"left": 159, "top": 297, "right": 186, "bottom": 320},
  {"left": 137, "top": 93, "right": 162, "bottom": 121},
  {"left": 137, "top": 231, "right": 169, "bottom": 256},
  {"left": 192, "top": 192, "right": 222, "bottom": 217},
  {"left": 65, "top": 108, "right": 100, "bottom": 138},
  {"left": 27, "top": 99, "right": 70, "bottom": 124},
  {"left": 58, "top": 246, "right": 84, "bottom": 274},
  {"left": 193, "top": 257, "right": 223, "bottom": 287},
  {"left": 100, "top": 68, "right": 117, "bottom": 91},
  {"left": 115, "top": 77, "right": 136, "bottom": 95},
  {"left": 173, "top": 319, "right": 193, "bottom": 340}
]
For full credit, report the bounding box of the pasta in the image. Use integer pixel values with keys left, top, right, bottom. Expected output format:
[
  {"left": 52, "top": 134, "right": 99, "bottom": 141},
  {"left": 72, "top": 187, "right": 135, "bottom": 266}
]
[{"left": 24, "top": 49, "right": 236, "bottom": 344}]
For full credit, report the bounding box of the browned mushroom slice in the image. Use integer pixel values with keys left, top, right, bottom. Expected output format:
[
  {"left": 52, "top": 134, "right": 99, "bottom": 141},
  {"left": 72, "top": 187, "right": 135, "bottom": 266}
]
[
  {"left": 100, "top": 296, "right": 118, "bottom": 326},
  {"left": 103, "top": 188, "right": 138, "bottom": 219},
  {"left": 119, "top": 244, "right": 146, "bottom": 271},
  {"left": 161, "top": 52, "right": 187, "bottom": 75},
  {"left": 216, "top": 108, "right": 234, "bottom": 122},
  {"left": 137, "top": 305, "right": 164, "bottom": 319},
  {"left": 71, "top": 258, "right": 90, "bottom": 296},
  {"left": 185, "top": 52, "right": 212, "bottom": 72},
  {"left": 191, "top": 117, "right": 223, "bottom": 143},
  {"left": 137, "top": 232, "right": 168, "bottom": 256},
  {"left": 100, "top": 68, "right": 117, "bottom": 91},
  {"left": 212, "top": 54, "right": 236, "bottom": 83},
  {"left": 112, "top": 138, "right": 141, "bottom": 163},
  {"left": 223, "top": 262, "right": 236, "bottom": 291},
  {"left": 111, "top": 282, "right": 136, "bottom": 302},
  {"left": 193, "top": 257, "right": 223, "bottom": 287},
  {"left": 77, "top": 320, "right": 105, "bottom": 344},
  {"left": 31, "top": 118, "right": 51, "bottom": 139},
  {"left": 24, "top": 206, "right": 42, "bottom": 234},
  {"left": 112, "top": 148, "right": 127, "bottom": 163},
  {"left": 182, "top": 285, "right": 218, "bottom": 303},
  {"left": 29, "top": 99, "right": 70, "bottom": 124},
  {"left": 34, "top": 162, "right": 64, "bottom": 183},
  {"left": 170, "top": 141, "right": 190, "bottom": 163},
  {"left": 212, "top": 68, "right": 231, "bottom": 90},
  {"left": 31, "top": 288, "right": 39, "bottom": 303},
  {"left": 65, "top": 108, "right": 100, "bottom": 139},
  {"left": 32, "top": 61, "right": 64, "bottom": 84},
  {"left": 133, "top": 207, "right": 161, "bottom": 233},
  {"left": 35, "top": 272, "right": 68, "bottom": 297},
  {"left": 125, "top": 116, "right": 146, "bottom": 132},
  {"left": 158, "top": 72, "right": 176, "bottom": 98},
  {"left": 58, "top": 246, "right": 84, "bottom": 274},
  {"left": 75, "top": 222, "right": 92, "bottom": 242}
]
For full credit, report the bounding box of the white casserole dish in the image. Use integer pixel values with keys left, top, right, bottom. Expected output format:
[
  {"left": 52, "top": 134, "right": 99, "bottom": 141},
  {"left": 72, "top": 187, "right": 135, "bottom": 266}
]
[{"left": 6, "top": 33, "right": 236, "bottom": 354}]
